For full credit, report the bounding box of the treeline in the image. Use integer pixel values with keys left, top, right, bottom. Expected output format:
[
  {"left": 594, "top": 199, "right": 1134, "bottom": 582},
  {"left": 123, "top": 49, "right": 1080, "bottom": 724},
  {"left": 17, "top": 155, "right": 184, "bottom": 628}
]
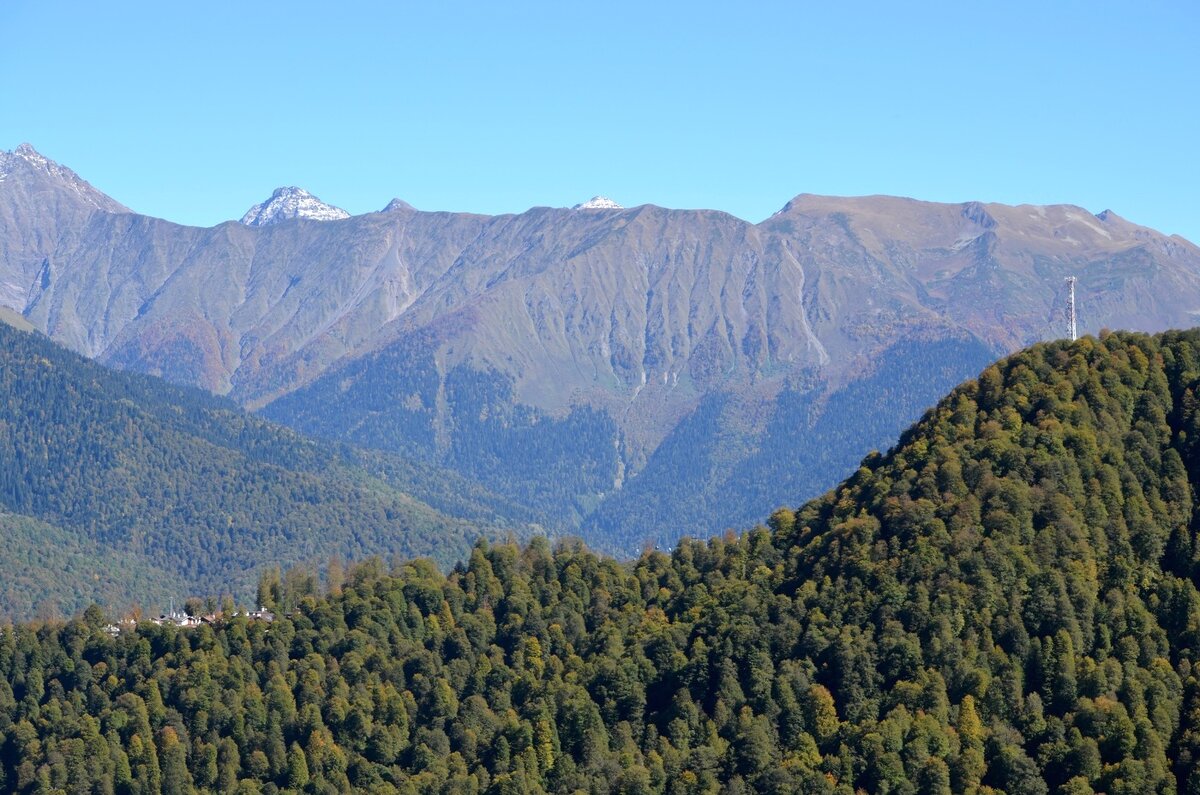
[{"left": 4, "top": 330, "right": 1200, "bottom": 792}]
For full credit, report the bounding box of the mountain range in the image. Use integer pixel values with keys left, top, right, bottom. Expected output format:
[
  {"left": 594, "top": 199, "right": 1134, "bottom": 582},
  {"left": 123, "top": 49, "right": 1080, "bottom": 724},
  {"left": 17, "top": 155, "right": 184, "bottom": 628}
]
[{"left": 3, "top": 142, "right": 1199, "bottom": 546}]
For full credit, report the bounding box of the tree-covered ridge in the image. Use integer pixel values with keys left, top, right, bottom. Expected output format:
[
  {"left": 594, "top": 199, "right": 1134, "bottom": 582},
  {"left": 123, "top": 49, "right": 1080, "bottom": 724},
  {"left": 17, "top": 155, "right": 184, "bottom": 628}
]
[
  {"left": 5, "top": 330, "right": 1200, "bottom": 793},
  {"left": 0, "top": 324, "right": 518, "bottom": 614}
]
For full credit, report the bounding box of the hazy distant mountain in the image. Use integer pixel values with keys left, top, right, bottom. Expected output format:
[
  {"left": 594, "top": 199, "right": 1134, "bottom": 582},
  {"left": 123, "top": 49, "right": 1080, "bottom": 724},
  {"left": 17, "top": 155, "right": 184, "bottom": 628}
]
[
  {"left": 3, "top": 143, "right": 1199, "bottom": 545},
  {"left": 761, "top": 193, "right": 1200, "bottom": 351}
]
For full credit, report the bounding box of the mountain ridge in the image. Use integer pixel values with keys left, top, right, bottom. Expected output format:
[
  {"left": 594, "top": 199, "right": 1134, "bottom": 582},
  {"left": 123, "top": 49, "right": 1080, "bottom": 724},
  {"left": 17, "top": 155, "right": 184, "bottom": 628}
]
[
  {"left": 11, "top": 142, "right": 1191, "bottom": 233},
  {"left": 4, "top": 143, "right": 1200, "bottom": 544}
]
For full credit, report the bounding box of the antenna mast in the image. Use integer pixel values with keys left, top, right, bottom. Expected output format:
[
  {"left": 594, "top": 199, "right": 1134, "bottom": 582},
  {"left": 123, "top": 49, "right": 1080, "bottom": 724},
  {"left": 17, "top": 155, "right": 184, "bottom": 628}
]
[{"left": 1065, "top": 276, "right": 1077, "bottom": 342}]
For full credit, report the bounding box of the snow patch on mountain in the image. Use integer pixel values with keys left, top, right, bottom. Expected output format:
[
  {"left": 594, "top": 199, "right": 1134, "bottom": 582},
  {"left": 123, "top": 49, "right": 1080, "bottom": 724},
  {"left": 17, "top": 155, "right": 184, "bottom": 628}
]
[
  {"left": 573, "top": 196, "right": 623, "bottom": 210},
  {"left": 240, "top": 187, "right": 350, "bottom": 226}
]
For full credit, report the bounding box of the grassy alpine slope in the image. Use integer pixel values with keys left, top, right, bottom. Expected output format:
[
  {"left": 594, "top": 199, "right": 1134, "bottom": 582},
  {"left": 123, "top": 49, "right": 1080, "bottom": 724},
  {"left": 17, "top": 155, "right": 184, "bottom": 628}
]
[{"left": 4, "top": 329, "right": 1200, "bottom": 793}]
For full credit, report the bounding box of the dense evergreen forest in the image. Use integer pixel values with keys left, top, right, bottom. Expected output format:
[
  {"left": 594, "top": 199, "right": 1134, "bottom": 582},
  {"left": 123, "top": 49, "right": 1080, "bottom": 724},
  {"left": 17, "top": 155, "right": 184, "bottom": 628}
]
[
  {"left": 0, "top": 513, "right": 177, "bottom": 621},
  {"left": 6, "top": 329, "right": 1200, "bottom": 792},
  {"left": 0, "top": 324, "right": 529, "bottom": 617}
]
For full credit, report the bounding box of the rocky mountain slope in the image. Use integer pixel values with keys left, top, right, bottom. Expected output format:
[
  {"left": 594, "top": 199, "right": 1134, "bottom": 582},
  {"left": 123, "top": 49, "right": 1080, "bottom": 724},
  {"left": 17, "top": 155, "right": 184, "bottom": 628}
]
[{"left": 3, "top": 143, "right": 1199, "bottom": 543}]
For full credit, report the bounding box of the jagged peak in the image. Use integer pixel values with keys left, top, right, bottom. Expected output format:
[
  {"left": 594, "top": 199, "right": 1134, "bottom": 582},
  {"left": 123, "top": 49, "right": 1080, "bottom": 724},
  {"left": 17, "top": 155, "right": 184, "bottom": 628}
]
[
  {"left": 572, "top": 196, "right": 623, "bottom": 211},
  {"left": 4, "top": 143, "right": 64, "bottom": 175},
  {"left": 14, "top": 142, "right": 46, "bottom": 162},
  {"left": 0, "top": 143, "right": 130, "bottom": 213},
  {"left": 240, "top": 187, "right": 350, "bottom": 226}
]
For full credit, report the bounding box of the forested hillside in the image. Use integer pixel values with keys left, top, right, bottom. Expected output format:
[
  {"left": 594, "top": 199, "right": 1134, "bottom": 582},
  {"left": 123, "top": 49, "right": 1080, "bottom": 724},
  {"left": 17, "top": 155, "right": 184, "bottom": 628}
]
[
  {"left": 5, "top": 330, "right": 1200, "bottom": 793},
  {"left": 0, "top": 324, "right": 525, "bottom": 616},
  {"left": 0, "top": 513, "right": 178, "bottom": 621}
]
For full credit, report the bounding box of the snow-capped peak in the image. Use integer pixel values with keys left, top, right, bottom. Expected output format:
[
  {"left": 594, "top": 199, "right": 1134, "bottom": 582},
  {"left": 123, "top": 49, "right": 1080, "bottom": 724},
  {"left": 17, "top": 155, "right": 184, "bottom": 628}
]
[
  {"left": 240, "top": 186, "right": 350, "bottom": 226},
  {"left": 573, "top": 196, "right": 623, "bottom": 210}
]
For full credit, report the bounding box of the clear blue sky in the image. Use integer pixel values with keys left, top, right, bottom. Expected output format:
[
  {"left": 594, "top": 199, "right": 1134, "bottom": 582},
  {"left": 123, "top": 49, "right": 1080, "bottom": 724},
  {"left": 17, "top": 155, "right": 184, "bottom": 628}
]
[{"left": 2, "top": 1, "right": 1197, "bottom": 240}]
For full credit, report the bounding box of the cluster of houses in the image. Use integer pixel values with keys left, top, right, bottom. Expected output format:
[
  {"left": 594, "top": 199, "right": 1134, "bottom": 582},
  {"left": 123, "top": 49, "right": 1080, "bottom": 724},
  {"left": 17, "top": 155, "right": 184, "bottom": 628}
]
[
  {"left": 149, "top": 611, "right": 205, "bottom": 628},
  {"left": 104, "top": 604, "right": 275, "bottom": 636},
  {"left": 149, "top": 605, "right": 276, "bottom": 628}
]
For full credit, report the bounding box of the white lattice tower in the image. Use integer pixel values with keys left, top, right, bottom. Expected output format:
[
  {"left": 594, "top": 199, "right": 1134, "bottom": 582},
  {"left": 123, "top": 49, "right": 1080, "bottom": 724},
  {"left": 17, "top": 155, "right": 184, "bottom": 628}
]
[{"left": 1066, "top": 276, "right": 1077, "bottom": 341}]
